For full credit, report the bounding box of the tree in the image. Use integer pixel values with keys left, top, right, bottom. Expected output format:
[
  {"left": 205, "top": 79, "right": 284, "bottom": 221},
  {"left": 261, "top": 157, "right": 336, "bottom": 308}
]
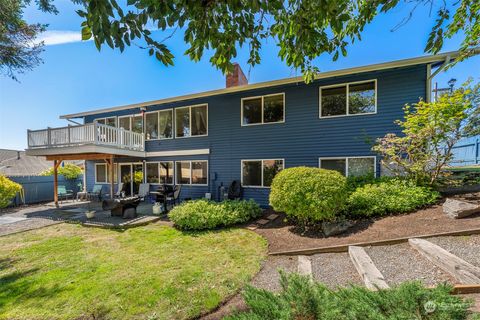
[
  {"left": 2, "top": 0, "right": 479, "bottom": 81},
  {"left": 372, "top": 80, "right": 480, "bottom": 185},
  {"left": 0, "top": 0, "right": 56, "bottom": 80},
  {"left": 41, "top": 163, "right": 83, "bottom": 179}
]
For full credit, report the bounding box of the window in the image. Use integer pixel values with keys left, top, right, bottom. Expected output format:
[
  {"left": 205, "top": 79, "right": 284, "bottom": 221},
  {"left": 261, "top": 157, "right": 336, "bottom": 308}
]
[
  {"left": 241, "top": 159, "right": 284, "bottom": 187},
  {"left": 175, "top": 104, "right": 208, "bottom": 138},
  {"left": 118, "top": 116, "right": 131, "bottom": 130},
  {"left": 95, "top": 117, "right": 117, "bottom": 127},
  {"left": 175, "top": 160, "right": 208, "bottom": 185},
  {"left": 145, "top": 112, "right": 159, "bottom": 140},
  {"left": 320, "top": 80, "right": 376, "bottom": 117},
  {"left": 145, "top": 110, "right": 173, "bottom": 140},
  {"left": 117, "top": 115, "right": 143, "bottom": 133},
  {"left": 146, "top": 161, "right": 174, "bottom": 184},
  {"left": 319, "top": 157, "right": 375, "bottom": 177},
  {"left": 242, "top": 93, "right": 284, "bottom": 125},
  {"left": 95, "top": 163, "right": 118, "bottom": 184}
]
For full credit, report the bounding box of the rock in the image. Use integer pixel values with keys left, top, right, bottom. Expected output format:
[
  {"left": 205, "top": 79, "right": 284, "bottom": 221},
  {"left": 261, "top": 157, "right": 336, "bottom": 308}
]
[
  {"left": 443, "top": 198, "right": 480, "bottom": 219},
  {"left": 321, "top": 219, "right": 356, "bottom": 237}
]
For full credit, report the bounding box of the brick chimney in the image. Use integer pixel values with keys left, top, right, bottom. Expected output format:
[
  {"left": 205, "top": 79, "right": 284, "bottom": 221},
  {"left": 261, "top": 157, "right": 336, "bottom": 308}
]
[{"left": 226, "top": 63, "right": 248, "bottom": 88}]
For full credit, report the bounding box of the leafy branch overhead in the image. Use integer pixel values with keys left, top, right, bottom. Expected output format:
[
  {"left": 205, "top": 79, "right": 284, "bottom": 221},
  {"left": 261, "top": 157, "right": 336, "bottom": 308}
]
[{"left": 75, "top": 0, "right": 479, "bottom": 82}]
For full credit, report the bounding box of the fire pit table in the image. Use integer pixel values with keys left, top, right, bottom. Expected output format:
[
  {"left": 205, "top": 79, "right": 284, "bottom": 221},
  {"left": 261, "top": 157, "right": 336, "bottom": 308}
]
[{"left": 102, "top": 196, "right": 141, "bottom": 219}]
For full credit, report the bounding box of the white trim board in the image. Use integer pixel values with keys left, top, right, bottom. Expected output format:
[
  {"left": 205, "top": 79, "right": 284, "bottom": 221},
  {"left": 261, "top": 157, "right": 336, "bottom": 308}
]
[
  {"left": 146, "top": 149, "right": 210, "bottom": 157},
  {"left": 60, "top": 50, "right": 476, "bottom": 120}
]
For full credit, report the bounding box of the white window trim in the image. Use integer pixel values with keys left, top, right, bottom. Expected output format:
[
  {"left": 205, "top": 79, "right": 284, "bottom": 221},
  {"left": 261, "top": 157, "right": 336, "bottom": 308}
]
[
  {"left": 241, "top": 93, "right": 285, "bottom": 126},
  {"left": 174, "top": 160, "right": 209, "bottom": 186},
  {"left": 94, "top": 116, "right": 117, "bottom": 127},
  {"left": 117, "top": 114, "right": 144, "bottom": 132},
  {"left": 94, "top": 163, "right": 118, "bottom": 184},
  {"left": 145, "top": 161, "right": 174, "bottom": 185},
  {"left": 318, "top": 156, "right": 377, "bottom": 176},
  {"left": 319, "top": 79, "right": 377, "bottom": 119},
  {"left": 241, "top": 159, "right": 285, "bottom": 188},
  {"left": 174, "top": 104, "right": 209, "bottom": 139},
  {"left": 144, "top": 109, "right": 174, "bottom": 141},
  {"left": 118, "top": 115, "right": 132, "bottom": 130}
]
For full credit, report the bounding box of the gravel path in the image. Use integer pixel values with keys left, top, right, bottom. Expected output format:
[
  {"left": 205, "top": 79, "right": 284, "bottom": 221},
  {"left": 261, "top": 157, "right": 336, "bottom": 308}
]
[
  {"left": 0, "top": 205, "right": 63, "bottom": 237},
  {"left": 311, "top": 252, "right": 363, "bottom": 288},
  {"left": 426, "top": 235, "right": 480, "bottom": 267},
  {"left": 251, "top": 256, "right": 297, "bottom": 292},
  {"left": 365, "top": 243, "right": 454, "bottom": 286}
]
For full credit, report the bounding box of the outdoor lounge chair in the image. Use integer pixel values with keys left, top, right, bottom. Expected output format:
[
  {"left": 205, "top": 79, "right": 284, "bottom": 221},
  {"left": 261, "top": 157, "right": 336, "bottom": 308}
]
[
  {"left": 87, "top": 184, "right": 103, "bottom": 201},
  {"left": 165, "top": 185, "right": 181, "bottom": 208},
  {"left": 137, "top": 183, "right": 150, "bottom": 201},
  {"left": 57, "top": 185, "right": 73, "bottom": 203}
]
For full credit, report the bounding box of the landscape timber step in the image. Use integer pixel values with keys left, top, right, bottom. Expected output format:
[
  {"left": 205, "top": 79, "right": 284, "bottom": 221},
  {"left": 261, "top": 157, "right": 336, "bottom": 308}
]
[
  {"left": 348, "top": 246, "right": 390, "bottom": 290},
  {"left": 408, "top": 238, "right": 480, "bottom": 284},
  {"left": 297, "top": 255, "right": 313, "bottom": 278}
]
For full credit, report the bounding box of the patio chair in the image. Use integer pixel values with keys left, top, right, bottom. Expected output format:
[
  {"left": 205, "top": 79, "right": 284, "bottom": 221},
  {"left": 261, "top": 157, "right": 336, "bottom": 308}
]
[
  {"left": 137, "top": 183, "right": 150, "bottom": 201},
  {"left": 114, "top": 183, "right": 124, "bottom": 198},
  {"left": 165, "top": 185, "right": 182, "bottom": 208},
  {"left": 57, "top": 185, "right": 73, "bottom": 203},
  {"left": 87, "top": 184, "right": 103, "bottom": 201}
]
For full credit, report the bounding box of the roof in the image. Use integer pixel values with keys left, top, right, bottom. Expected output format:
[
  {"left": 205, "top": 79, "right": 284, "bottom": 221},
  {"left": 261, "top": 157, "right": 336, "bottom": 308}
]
[
  {"left": 0, "top": 149, "right": 83, "bottom": 177},
  {"left": 60, "top": 49, "right": 477, "bottom": 119}
]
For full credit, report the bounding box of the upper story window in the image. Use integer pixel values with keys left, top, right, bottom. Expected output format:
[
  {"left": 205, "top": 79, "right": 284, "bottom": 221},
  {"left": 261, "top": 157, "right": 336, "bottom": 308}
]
[
  {"left": 146, "top": 161, "right": 174, "bottom": 184},
  {"left": 145, "top": 109, "right": 173, "bottom": 140},
  {"left": 319, "top": 156, "right": 375, "bottom": 177},
  {"left": 241, "top": 93, "right": 284, "bottom": 126},
  {"left": 241, "top": 159, "right": 284, "bottom": 187},
  {"left": 175, "top": 104, "right": 208, "bottom": 138},
  {"left": 118, "top": 115, "right": 143, "bottom": 134},
  {"left": 320, "top": 80, "right": 376, "bottom": 118},
  {"left": 175, "top": 160, "right": 208, "bottom": 185},
  {"left": 95, "top": 117, "right": 117, "bottom": 127}
]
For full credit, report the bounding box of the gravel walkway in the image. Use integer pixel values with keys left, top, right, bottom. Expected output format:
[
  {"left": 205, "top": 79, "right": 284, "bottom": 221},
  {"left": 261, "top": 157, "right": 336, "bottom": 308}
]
[
  {"left": 251, "top": 256, "right": 297, "bottom": 292},
  {"left": 426, "top": 235, "right": 480, "bottom": 267},
  {"left": 365, "top": 243, "right": 454, "bottom": 286},
  {"left": 311, "top": 252, "right": 363, "bottom": 288},
  {"left": 0, "top": 205, "right": 62, "bottom": 237}
]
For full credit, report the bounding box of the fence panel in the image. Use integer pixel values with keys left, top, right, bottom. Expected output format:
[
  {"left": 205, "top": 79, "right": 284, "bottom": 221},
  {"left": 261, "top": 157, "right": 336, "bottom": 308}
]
[
  {"left": 9, "top": 175, "right": 83, "bottom": 205},
  {"left": 450, "top": 136, "right": 479, "bottom": 167}
]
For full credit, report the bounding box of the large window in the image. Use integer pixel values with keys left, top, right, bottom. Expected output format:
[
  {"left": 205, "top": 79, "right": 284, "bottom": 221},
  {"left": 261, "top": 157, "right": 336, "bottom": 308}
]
[
  {"left": 175, "top": 104, "right": 208, "bottom": 138},
  {"left": 95, "top": 163, "right": 118, "bottom": 184},
  {"left": 241, "top": 93, "right": 284, "bottom": 126},
  {"left": 175, "top": 160, "right": 208, "bottom": 185},
  {"left": 319, "top": 157, "right": 375, "bottom": 177},
  {"left": 320, "top": 80, "right": 376, "bottom": 118},
  {"left": 146, "top": 161, "right": 173, "bottom": 184},
  {"left": 117, "top": 115, "right": 143, "bottom": 134},
  {"left": 145, "top": 109, "right": 173, "bottom": 140},
  {"left": 241, "top": 159, "right": 284, "bottom": 187},
  {"left": 95, "top": 117, "right": 117, "bottom": 127}
]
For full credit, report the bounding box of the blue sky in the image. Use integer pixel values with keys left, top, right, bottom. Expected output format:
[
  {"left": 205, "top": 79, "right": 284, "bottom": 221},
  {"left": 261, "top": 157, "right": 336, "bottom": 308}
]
[{"left": 0, "top": 0, "right": 479, "bottom": 150}]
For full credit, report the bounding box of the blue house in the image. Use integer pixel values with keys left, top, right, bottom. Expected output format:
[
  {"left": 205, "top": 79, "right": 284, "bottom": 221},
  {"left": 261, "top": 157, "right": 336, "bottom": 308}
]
[{"left": 26, "top": 51, "right": 457, "bottom": 206}]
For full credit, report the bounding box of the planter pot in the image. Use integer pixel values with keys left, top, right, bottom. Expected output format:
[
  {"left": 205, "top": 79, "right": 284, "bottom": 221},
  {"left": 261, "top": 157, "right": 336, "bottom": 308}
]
[
  {"left": 152, "top": 203, "right": 163, "bottom": 215},
  {"left": 85, "top": 211, "right": 96, "bottom": 219}
]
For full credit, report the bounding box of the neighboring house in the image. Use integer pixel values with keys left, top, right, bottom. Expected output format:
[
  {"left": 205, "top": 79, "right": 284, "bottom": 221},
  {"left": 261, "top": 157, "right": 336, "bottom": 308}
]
[
  {"left": 0, "top": 149, "right": 54, "bottom": 176},
  {"left": 26, "top": 51, "right": 462, "bottom": 206}
]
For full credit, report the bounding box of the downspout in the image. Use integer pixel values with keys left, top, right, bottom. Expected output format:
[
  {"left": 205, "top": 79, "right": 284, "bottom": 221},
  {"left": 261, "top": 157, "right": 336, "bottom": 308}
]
[{"left": 427, "top": 55, "right": 452, "bottom": 102}]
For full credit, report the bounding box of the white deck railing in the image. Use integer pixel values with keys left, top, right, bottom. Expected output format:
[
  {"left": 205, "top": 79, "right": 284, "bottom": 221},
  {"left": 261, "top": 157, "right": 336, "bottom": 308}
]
[{"left": 27, "top": 123, "right": 144, "bottom": 151}]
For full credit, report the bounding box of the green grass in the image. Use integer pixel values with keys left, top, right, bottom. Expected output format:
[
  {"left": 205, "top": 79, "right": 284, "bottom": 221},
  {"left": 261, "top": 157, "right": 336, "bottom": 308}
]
[{"left": 0, "top": 223, "right": 267, "bottom": 320}]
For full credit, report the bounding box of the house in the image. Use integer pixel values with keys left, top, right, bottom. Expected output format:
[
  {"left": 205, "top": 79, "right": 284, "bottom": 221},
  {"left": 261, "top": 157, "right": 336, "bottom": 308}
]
[
  {"left": 25, "top": 51, "right": 466, "bottom": 207},
  {"left": 0, "top": 149, "right": 54, "bottom": 177}
]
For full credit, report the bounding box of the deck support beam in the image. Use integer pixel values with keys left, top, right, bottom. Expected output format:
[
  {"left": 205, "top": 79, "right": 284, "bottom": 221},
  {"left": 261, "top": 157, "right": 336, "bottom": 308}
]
[
  {"left": 105, "top": 155, "right": 115, "bottom": 200},
  {"left": 53, "top": 159, "right": 62, "bottom": 207}
]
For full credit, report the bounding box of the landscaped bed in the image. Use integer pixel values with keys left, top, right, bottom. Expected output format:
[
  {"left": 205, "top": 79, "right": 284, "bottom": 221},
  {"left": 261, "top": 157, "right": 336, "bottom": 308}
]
[{"left": 0, "top": 223, "right": 267, "bottom": 320}]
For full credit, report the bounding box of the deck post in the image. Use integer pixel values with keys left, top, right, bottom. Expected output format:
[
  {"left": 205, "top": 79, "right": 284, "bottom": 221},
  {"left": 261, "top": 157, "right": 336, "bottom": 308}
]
[
  {"left": 109, "top": 155, "right": 114, "bottom": 199},
  {"left": 53, "top": 159, "right": 61, "bottom": 207}
]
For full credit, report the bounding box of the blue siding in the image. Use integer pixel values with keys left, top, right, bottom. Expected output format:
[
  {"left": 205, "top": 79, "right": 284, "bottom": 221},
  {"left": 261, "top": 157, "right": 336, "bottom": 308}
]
[{"left": 85, "top": 65, "right": 427, "bottom": 206}]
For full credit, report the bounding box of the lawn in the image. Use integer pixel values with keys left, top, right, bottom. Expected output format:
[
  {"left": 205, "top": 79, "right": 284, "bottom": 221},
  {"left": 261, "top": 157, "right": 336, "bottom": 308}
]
[{"left": 0, "top": 223, "right": 267, "bottom": 320}]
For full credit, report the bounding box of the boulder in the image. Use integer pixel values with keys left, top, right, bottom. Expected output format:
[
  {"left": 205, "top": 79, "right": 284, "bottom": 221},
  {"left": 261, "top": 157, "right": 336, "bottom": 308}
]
[
  {"left": 443, "top": 198, "right": 480, "bottom": 219},
  {"left": 321, "top": 219, "right": 356, "bottom": 237}
]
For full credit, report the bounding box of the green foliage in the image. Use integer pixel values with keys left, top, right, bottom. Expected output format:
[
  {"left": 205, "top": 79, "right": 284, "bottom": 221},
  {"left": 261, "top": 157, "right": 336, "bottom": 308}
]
[
  {"left": 269, "top": 167, "right": 347, "bottom": 226},
  {"left": 347, "top": 178, "right": 440, "bottom": 217},
  {"left": 0, "top": 175, "right": 22, "bottom": 208},
  {"left": 226, "top": 271, "right": 474, "bottom": 320},
  {"left": 373, "top": 81, "right": 480, "bottom": 185},
  {"left": 168, "top": 199, "right": 262, "bottom": 231},
  {"left": 40, "top": 163, "right": 83, "bottom": 179}
]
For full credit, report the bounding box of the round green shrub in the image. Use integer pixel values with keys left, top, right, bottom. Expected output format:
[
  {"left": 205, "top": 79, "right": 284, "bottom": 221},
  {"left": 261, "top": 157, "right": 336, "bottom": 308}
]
[
  {"left": 269, "top": 167, "right": 348, "bottom": 225},
  {"left": 168, "top": 199, "right": 262, "bottom": 231},
  {"left": 347, "top": 178, "right": 440, "bottom": 217},
  {"left": 0, "top": 175, "right": 22, "bottom": 208}
]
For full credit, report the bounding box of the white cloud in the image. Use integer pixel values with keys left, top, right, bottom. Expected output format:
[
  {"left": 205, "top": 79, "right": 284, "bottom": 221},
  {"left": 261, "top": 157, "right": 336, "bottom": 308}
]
[{"left": 36, "top": 30, "right": 90, "bottom": 46}]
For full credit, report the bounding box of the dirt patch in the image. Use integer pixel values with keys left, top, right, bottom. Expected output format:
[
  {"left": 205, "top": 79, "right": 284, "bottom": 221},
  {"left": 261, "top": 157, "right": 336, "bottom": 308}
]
[{"left": 255, "top": 203, "right": 480, "bottom": 253}]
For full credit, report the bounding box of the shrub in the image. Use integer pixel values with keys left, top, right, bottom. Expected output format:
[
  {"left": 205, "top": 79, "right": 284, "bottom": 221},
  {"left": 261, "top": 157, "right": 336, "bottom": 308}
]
[
  {"left": 41, "top": 163, "right": 83, "bottom": 179},
  {"left": 269, "top": 167, "right": 348, "bottom": 225},
  {"left": 347, "top": 178, "right": 440, "bottom": 217},
  {"left": 168, "top": 199, "right": 262, "bottom": 230},
  {"left": 0, "top": 175, "right": 22, "bottom": 208},
  {"left": 226, "top": 271, "right": 472, "bottom": 320}
]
